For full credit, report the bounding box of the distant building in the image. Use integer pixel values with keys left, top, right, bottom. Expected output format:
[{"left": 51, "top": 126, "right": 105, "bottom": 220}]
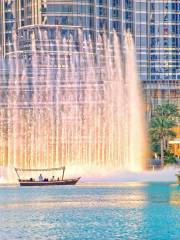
[
  {"left": 0, "top": 0, "right": 126, "bottom": 55},
  {"left": 134, "top": 1, "right": 180, "bottom": 117},
  {"left": 0, "top": 0, "right": 180, "bottom": 111}
]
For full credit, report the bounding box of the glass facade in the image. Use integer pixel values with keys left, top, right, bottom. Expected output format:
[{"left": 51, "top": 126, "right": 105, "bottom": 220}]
[
  {"left": 134, "top": 1, "right": 180, "bottom": 114},
  {"left": 1, "top": 0, "right": 180, "bottom": 112},
  {"left": 0, "top": 0, "right": 15, "bottom": 54},
  {"left": 40, "top": 0, "right": 124, "bottom": 40},
  {"left": 0, "top": 1, "right": 133, "bottom": 54}
]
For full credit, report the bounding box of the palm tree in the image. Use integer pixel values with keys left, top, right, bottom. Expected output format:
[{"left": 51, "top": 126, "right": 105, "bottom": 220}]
[
  {"left": 155, "top": 103, "right": 179, "bottom": 119},
  {"left": 150, "top": 103, "right": 179, "bottom": 166}
]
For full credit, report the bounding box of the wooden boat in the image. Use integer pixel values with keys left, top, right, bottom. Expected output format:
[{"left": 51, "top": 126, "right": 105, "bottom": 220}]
[
  {"left": 18, "top": 178, "right": 80, "bottom": 186},
  {"left": 176, "top": 173, "right": 180, "bottom": 185},
  {"left": 15, "top": 167, "right": 81, "bottom": 186}
]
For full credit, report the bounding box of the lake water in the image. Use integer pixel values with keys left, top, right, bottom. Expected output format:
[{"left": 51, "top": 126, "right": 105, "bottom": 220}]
[{"left": 0, "top": 182, "right": 179, "bottom": 240}]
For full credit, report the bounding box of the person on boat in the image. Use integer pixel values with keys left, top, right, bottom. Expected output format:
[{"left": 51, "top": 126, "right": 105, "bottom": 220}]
[
  {"left": 51, "top": 176, "right": 55, "bottom": 181},
  {"left": 39, "top": 174, "right": 43, "bottom": 182}
]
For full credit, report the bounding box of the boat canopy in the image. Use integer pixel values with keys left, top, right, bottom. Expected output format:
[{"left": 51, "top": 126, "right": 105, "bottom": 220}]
[
  {"left": 15, "top": 167, "right": 65, "bottom": 172},
  {"left": 14, "top": 167, "right": 66, "bottom": 180}
]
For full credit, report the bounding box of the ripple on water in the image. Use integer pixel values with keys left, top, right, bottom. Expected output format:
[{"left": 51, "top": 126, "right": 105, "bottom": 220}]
[{"left": 0, "top": 183, "right": 179, "bottom": 240}]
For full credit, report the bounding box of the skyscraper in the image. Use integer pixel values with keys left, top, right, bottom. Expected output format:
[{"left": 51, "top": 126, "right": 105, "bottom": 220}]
[
  {"left": 134, "top": 1, "right": 180, "bottom": 116},
  {"left": 0, "top": 0, "right": 126, "bottom": 55},
  {"left": 0, "top": 0, "right": 180, "bottom": 109}
]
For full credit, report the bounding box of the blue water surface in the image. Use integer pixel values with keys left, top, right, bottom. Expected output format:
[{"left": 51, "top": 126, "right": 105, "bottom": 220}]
[{"left": 0, "top": 182, "right": 179, "bottom": 240}]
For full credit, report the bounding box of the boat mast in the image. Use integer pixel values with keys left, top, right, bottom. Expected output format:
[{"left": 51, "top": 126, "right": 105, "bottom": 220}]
[
  {"left": 62, "top": 167, "right": 65, "bottom": 180},
  {"left": 14, "top": 168, "right": 20, "bottom": 180}
]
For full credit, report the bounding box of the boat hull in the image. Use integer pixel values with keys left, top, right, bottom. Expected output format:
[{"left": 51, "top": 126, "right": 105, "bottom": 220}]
[
  {"left": 19, "top": 178, "right": 80, "bottom": 186},
  {"left": 176, "top": 174, "right": 180, "bottom": 185}
]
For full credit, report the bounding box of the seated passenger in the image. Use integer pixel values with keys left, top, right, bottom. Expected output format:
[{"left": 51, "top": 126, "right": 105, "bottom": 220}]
[
  {"left": 38, "top": 174, "right": 43, "bottom": 182},
  {"left": 51, "top": 176, "right": 55, "bottom": 181}
]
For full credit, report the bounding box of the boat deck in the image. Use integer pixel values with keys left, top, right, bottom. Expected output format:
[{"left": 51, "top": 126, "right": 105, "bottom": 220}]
[{"left": 19, "top": 177, "right": 80, "bottom": 186}]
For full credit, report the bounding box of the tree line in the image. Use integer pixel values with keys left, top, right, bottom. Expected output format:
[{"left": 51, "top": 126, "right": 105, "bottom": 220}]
[{"left": 150, "top": 103, "right": 180, "bottom": 166}]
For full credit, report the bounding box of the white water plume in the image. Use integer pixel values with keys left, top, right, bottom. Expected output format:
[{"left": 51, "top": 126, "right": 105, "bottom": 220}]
[{"left": 0, "top": 29, "right": 148, "bottom": 180}]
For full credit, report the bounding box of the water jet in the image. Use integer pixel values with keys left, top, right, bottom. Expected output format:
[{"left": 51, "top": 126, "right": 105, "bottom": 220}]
[{"left": 0, "top": 29, "right": 148, "bottom": 181}]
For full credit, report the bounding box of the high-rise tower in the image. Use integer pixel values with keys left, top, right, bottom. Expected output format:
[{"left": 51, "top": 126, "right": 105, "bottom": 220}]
[
  {"left": 0, "top": 0, "right": 126, "bottom": 56},
  {"left": 134, "top": 1, "right": 180, "bottom": 113},
  {"left": 1, "top": 1, "right": 180, "bottom": 110}
]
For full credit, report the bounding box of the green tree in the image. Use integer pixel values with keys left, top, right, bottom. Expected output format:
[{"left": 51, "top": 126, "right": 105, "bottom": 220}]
[
  {"left": 164, "top": 150, "right": 178, "bottom": 165},
  {"left": 150, "top": 103, "right": 179, "bottom": 166}
]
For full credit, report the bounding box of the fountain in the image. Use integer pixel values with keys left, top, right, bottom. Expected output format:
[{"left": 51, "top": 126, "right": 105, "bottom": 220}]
[{"left": 0, "top": 29, "right": 148, "bottom": 180}]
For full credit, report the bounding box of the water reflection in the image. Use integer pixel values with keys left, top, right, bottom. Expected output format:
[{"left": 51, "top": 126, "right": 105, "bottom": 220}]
[
  {"left": 170, "top": 191, "right": 180, "bottom": 205},
  {"left": 0, "top": 183, "right": 179, "bottom": 240}
]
